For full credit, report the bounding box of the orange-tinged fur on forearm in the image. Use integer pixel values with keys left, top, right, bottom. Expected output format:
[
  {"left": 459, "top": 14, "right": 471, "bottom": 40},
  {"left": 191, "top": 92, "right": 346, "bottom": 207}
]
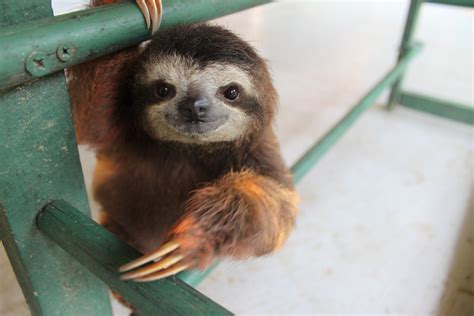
[{"left": 165, "top": 170, "right": 299, "bottom": 269}]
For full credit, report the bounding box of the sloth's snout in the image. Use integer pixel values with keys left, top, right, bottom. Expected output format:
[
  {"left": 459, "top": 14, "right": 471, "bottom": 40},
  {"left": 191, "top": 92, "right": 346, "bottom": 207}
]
[
  {"left": 170, "top": 95, "right": 228, "bottom": 135},
  {"left": 178, "top": 97, "right": 210, "bottom": 122}
]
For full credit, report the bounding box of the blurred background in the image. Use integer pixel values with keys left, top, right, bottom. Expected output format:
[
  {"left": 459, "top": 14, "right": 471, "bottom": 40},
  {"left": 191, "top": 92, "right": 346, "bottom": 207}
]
[{"left": 1, "top": 0, "right": 472, "bottom": 315}]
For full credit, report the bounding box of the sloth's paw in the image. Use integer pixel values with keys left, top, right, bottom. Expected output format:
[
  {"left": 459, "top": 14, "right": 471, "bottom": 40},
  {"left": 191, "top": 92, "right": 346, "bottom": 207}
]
[{"left": 119, "top": 216, "right": 215, "bottom": 282}]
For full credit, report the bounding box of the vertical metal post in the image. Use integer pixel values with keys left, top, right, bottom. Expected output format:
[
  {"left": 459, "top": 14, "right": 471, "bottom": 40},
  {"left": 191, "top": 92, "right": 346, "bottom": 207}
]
[
  {"left": 0, "top": 1, "right": 113, "bottom": 315},
  {"left": 387, "top": 0, "right": 423, "bottom": 109}
]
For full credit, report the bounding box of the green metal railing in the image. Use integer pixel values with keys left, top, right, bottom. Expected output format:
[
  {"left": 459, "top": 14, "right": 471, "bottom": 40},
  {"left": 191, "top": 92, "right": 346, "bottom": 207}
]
[
  {"left": 426, "top": 0, "right": 474, "bottom": 6},
  {"left": 1, "top": 0, "right": 473, "bottom": 315},
  {"left": 399, "top": 92, "right": 474, "bottom": 125},
  {"left": 387, "top": 0, "right": 423, "bottom": 110},
  {"left": 291, "top": 43, "right": 422, "bottom": 183},
  {"left": 387, "top": 0, "right": 474, "bottom": 123}
]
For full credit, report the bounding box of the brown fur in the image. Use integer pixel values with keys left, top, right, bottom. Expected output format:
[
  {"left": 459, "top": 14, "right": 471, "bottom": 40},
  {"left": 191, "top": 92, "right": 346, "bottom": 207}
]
[
  {"left": 68, "top": 0, "right": 298, "bottom": 275},
  {"left": 68, "top": 49, "right": 140, "bottom": 145}
]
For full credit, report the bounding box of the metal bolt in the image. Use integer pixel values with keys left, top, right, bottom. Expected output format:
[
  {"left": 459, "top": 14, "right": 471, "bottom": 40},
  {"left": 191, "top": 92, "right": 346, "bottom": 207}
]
[
  {"left": 56, "top": 43, "right": 76, "bottom": 62},
  {"left": 25, "top": 52, "right": 50, "bottom": 77}
]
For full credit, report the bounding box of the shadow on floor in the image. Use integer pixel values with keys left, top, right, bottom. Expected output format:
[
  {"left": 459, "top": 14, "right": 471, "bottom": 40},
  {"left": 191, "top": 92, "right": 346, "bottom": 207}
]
[{"left": 437, "top": 192, "right": 474, "bottom": 316}]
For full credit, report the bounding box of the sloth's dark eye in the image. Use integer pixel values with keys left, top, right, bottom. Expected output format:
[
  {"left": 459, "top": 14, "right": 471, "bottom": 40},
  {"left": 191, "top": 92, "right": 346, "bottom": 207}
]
[
  {"left": 224, "top": 85, "right": 240, "bottom": 101},
  {"left": 155, "top": 83, "right": 174, "bottom": 98},
  {"left": 156, "top": 85, "right": 170, "bottom": 97}
]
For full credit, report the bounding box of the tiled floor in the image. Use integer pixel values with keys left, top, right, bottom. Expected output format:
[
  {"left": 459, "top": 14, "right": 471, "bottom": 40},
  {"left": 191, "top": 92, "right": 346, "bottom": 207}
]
[{"left": 1, "top": 1, "right": 473, "bottom": 315}]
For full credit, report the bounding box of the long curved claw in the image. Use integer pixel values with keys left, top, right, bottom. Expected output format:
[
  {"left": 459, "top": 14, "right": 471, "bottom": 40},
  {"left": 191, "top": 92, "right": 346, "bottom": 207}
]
[
  {"left": 119, "top": 240, "right": 189, "bottom": 282},
  {"left": 119, "top": 240, "right": 179, "bottom": 273},
  {"left": 134, "top": 263, "right": 189, "bottom": 282},
  {"left": 120, "top": 254, "right": 184, "bottom": 280},
  {"left": 135, "top": 0, "right": 163, "bottom": 35},
  {"left": 135, "top": 0, "right": 151, "bottom": 30},
  {"left": 148, "top": 0, "right": 162, "bottom": 35}
]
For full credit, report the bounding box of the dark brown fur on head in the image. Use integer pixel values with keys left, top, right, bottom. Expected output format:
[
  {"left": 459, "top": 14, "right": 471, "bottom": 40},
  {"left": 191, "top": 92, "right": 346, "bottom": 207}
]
[{"left": 70, "top": 23, "right": 277, "bottom": 150}]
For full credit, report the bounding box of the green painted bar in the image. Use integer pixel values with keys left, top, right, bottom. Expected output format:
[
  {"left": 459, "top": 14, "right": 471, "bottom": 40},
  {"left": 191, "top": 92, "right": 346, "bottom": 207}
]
[
  {"left": 386, "top": 0, "right": 423, "bottom": 109},
  {"left": 399, "top": 91, "right": 474, "bottom": 125},
  {"left": 0, "top": 0, "right": 272, "bottom": 91},
  {"left": 290, "top": 43, "right": 422, "bottom": 183},
  {"left": 178, "top": 261, "right": 220, "bottom": 287},
  {"left": 37, "top": 200, "right": 233, "bottom": 316},
  {"left": 425, "top": 0, "right": 474, "bottom": 7},
  {"left": 0, "top": 1, "right": 113, "bottom": 315}
]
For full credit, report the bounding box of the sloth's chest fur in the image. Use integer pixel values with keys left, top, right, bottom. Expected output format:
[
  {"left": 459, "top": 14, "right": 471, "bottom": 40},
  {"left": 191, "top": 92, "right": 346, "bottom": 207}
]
[{"left": 93, "top": 150, "right": 220, "bottom": 253}]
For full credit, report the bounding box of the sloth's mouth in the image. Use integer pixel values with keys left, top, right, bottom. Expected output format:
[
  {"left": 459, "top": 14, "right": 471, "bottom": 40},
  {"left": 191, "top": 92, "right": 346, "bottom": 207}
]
[
  {"left": 167, "top": 116, "right": 227, "bottom": 136},
  {"left": 181, "top": 118, "right": 216, "bottom": 124}
]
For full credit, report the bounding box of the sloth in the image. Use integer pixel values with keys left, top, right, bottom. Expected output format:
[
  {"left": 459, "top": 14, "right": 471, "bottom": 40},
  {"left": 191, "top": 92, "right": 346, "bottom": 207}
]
[{"left": 68, "top": 0, "right": 298, "bottom": 283}]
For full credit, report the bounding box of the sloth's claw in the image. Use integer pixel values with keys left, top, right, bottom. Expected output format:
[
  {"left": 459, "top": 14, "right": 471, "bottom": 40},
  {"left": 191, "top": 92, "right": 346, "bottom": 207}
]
[
  {"left": 120, "top": 254, "right": 184, "bottom": 281},
  {"left": 119, "top": 240, "right": 188, "bottom": 282},
  {"left": 119, "top": 216, "right": 213, "bottom": 282},
  {"left": 135, "top": 0, "right": 150, "bottom": 29},
  {"left": 134, "top": 263, "right": 189, "bottom": 282},
  {"left": 119, "top": 240, "right": 179, "bottom": 273},
  {"left": 135, "top": 0, "right": 162, "bottom": 35}
]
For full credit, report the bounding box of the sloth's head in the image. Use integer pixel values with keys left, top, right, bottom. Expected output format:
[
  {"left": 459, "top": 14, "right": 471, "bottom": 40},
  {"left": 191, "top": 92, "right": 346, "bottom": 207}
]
[{"left": 129, "top": 23, "right": 277, "bottom": 144}]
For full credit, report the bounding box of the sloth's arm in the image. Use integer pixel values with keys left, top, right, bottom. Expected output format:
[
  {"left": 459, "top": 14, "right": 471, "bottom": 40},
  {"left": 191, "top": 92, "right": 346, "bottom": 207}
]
[
  {"left": 119, "top": 151, "right": 299, "bottom": 282},
  {"left": 67, "top": 0, "right": 159, "bottom": 146},
  {"left": 67, "top": 50, "right": 138, "bottom": 146},
  {"left": 174, "top": 170, "right": 298, "bottom": 259}
]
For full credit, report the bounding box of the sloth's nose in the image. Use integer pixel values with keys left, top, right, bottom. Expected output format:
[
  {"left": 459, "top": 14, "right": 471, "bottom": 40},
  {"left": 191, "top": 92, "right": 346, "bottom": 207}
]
[{"left": 178, "top": 98, "right": 210, "bottom": 121}]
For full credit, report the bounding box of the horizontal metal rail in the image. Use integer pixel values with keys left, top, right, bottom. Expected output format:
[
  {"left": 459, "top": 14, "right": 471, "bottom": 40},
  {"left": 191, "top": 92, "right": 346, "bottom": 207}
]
[
  {"left": 290, "top": 43, "right": 422, "bottom": 183},
  {"left": 425, "top": 0, "right": 474, "bottom": 7},
  {"left": 37, "top": 200, "right": 232, "bottom": 316},
  {"left": 0, "top": 0, "right": 272, "bottom": 91},
  {"left": 399, "top": 91, "right": 474, "bottom": 125}
]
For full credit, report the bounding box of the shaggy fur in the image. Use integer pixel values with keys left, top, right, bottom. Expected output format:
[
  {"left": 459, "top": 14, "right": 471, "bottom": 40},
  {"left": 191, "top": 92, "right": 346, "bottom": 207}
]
[{"left": 68, "top": 0, "right": 298, "bottom": 276}]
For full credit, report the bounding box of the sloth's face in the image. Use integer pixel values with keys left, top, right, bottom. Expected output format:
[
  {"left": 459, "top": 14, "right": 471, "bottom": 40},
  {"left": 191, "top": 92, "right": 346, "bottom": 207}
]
[{"left": 133, "top": 54, "right": 259, "bottom": 144}]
